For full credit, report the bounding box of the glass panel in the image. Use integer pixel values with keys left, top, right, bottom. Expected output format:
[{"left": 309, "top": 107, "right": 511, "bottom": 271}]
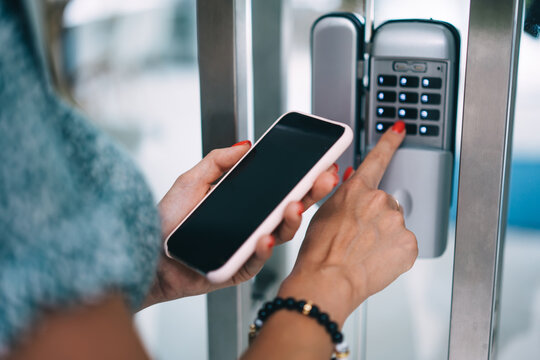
[
  {"left": 364, "top": 1, "right": 469, "bottom": 359},
  {"left": 497, "top": 2, "right": 540, "bottom": 358},
  {"left": 57, "top": 1, "right": 205, "bottom": 358}
]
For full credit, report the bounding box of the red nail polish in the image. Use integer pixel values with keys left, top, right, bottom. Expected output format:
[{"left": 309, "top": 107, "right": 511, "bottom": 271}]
[
  {"left": 332, "top": 163, "right": 339, "bottom": 173},
  {"left": 297, "top": 202, "right": 304, "bottom": 216},
  {"left": 232, "top": 140, "right": 252, "bottom": 147},
  {"left": 267, "top": 235, "right": 275, "bottom": 249},
  {"left": 391, "top": 121, "right": 406, "bottom": 134},
  {"left": 333, "top": 173, "right": 339, "bottom": 187},
  {"left": 343, "top": 166, "right": 353, "bottom": 182}
]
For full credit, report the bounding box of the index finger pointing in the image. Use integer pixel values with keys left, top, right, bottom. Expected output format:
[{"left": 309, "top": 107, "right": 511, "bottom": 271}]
[{"left": 355, "top": 121, "right": 406, "bottom": 188}]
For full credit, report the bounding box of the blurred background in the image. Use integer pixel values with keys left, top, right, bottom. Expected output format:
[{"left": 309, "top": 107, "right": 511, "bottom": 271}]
[{"left": 32, "top": 0, "right": 540, "bottom": 358}]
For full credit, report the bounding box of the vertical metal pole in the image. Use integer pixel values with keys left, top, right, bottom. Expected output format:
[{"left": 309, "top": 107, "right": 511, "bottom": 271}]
[
  {"left": 251, "top": 0, "right": 286, "bottom": 140},
  {"left": 197, "top": 0, "right": 252, "bottom": 155},
  {"left": 197, "top": 0, "right": 253, "bottom": 358},
  {"left": 448, "top": 0, "right": 523, "bottom": 358}
]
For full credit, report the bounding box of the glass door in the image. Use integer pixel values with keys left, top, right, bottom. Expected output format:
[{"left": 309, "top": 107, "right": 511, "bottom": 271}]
[{"left": 497, "top": 1, "right": 540, "bottom": 358}]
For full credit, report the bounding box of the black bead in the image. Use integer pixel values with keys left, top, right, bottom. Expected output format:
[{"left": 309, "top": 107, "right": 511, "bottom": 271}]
[
  {"left": 332, "top": 332, "right": 343, "bottom": 344},
  {"left": 285, "top": 297, "right": 296, "bottom": 309},
  {"left": 258, "top": 309, "right": 268, "bottom": 320},
  {"left": 326, "top": 321, "right": 338, "bottom": 333},
  {"left": 296, "top": 300, "right": 307, "bottom": 312},
  {"left": 317, "top": 312, "right": 329, "bottom": 325},
  {"left": 308, "top": 305, "right": 319, "bottom": 318},
  {"left": 264, "top": 302, "right": 275, "bottom": 314},
  {"left": 273, "top": 297, "right": 284, "bottom": 309}
]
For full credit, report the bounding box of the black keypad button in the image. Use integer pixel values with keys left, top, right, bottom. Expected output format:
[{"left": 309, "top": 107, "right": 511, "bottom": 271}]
[
  {"left": 398, "top": 107, "right": 418, "bottom": 120},
  {"left": 422, "top": 77, "right": 442, "bottom": 89},
  {"left": 375, "top": 122, "right": 391, "bottom": 133},
  {"left": 377, "top": 75, "right": 397, "bottom": 87},
  {"left": 405, "top": 123, "right": 418, "bottom": 135},
  {"left": 420, "top": 109, "right": 440, "bottom": 120},
  {"left": 376, "top": 106, "right": 395, "bottom": 118},
  {"left": 377, "top": 91, "right": 396, "bottom": 102},
  {"left": 398, "top": 92, "right": 419, "bottom": 104},
  {"left": 419, "top": 125, "right": 439, "bottom": 136},
  {"left": 376, "top": 122, "right": 417, "bottom": 135},
  {"left": 421, "top": 93, "right": 441, "bottom": 105},
  {"left": 399, "top": 76, "right": 419, "bottom": 88}
]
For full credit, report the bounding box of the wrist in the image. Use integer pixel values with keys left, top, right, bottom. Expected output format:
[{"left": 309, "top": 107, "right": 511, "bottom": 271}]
[{"left": 277, "top": 267, "right": 357, "bottom": 327}]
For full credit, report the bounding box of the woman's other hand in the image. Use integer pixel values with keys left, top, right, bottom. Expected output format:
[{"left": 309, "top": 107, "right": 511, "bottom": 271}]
[
  {"left": 142, "top": 140, "right": 339, "bottom": 308},
  {"left": 278, "top": 122, "right": 418, "bottom": 326}
]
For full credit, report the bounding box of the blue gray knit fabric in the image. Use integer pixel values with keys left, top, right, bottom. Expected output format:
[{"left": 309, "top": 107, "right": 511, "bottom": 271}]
[{"left": 0, "top": 2, "right": 162, "bottom": 354}]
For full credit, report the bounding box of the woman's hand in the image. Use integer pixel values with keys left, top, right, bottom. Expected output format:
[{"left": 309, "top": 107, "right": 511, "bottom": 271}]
[
  {"left": 142, "top": 141, "right": 339, "bottom": 308},
  {"left": 278, "top": 123, "right": 418, "bottom": 326}
]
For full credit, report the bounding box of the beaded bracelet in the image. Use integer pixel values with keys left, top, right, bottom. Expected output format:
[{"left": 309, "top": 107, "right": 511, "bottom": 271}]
[{"left": 248, "top": 297, "right": 349, "bottom": 360}]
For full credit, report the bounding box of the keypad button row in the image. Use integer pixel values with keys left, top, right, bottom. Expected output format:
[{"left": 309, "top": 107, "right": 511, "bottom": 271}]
[
  {"left": 377, "top": 107, "right": 440, "bottom": 120},
  {"left": 376, "top": 122, "right": 439, "bottom": 136},
  {"left": 377, "top": 75, "right": 442, "bottom": 89},
  {"left": 377, "top": 91, "right": 441, "bottom": 105}
]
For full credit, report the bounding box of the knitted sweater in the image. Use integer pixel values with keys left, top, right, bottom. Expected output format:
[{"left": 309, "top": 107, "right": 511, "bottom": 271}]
[{"left": 0, "top": 1, "right": 162, "bottom": 354}]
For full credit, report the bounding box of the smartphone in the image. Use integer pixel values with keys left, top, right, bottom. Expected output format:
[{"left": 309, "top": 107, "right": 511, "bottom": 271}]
[{"left": 165, "top": 112, "right": 353, "bottom": 283}]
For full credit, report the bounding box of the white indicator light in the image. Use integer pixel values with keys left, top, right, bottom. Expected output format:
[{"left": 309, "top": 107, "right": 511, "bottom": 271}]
[
  {"left": 423, "top": 79, "right": 429, "bottom": 86},
  {"left": 399, "top": 109, "right": 406, "bottom": 117},
  {"left": 421, "top": 95, "right": 428, "bottom": 103},
  {"left": 400, "top": 78, "right": 407, "bottom": 85},
  {"left": 378, "top": 76, "right": 384, "bottom": 84},
  {"left": 376, "top": 123, "right": 384, "bottom": 131},
  {"left": 378, "top": 93, "right": 384, "bottom": 100},
  {"left": 399, "top": 94, "right": 406, "bottom": 101},
  {"left": 420, "top": 126, "right": 427, "bottom": 134},
  {"left": 421, "top": 110, "right": 428, "bottom": 118},
  {"left": 378, "top": 108, "right": 384, "bottom": 115}
]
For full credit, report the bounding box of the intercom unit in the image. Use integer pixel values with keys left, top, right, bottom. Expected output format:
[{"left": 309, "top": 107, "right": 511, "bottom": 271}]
[{"left": 312, "top": 16, "right": 460, "bottom": 257}]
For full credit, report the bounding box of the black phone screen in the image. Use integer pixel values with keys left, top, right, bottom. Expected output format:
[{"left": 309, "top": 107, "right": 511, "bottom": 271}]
[{"left": 166, "top": 112, "right": 345, "bottom": 273}]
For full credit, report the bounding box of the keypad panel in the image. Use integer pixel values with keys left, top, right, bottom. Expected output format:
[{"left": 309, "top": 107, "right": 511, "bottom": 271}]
[{"left": 369, "top": 58, "right": 448, "bottom": 149}]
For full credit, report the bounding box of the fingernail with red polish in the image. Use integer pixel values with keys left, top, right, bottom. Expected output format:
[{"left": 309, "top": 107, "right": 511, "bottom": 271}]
[
  {"left": 267, "top": 235, "right": 275, "bottom": 249},
  {"left": 391, "top": 120, "right": 406, "bottom": 134},
  {"left": 332, "top": 172, "right": 339, "bottom": 187},
  {"left": 232, "top": 140, "right": 252, "bottom": 147},
  {"left": 343, "top": 166, "right": 353, "bottom": 182},
  {"left": 332, "top": 163, "right": 339, "bottom": 173},
  {"left": 297, "top": 202, "right": 304, "bottom": 216}
]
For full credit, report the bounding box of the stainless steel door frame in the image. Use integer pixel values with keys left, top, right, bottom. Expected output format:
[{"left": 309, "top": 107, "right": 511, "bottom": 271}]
[
  {"left": 197, "top": 0, "right": 252, "bottom": 155},
  {"left": 197, "top": 0, "right": 253, "bottom": 359},
  {"left": 448, "top": 0, "right": 523, "bottom": 358}
]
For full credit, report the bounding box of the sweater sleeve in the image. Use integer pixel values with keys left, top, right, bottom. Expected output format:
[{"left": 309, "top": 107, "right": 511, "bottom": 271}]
[{"left": 0, "top": 2, "right": 162, "bottom": 354}]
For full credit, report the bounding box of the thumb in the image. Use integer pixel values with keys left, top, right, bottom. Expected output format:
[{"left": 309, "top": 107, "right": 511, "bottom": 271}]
[{"left": 189, "top": 141, "right": 251, "bottom": 186}]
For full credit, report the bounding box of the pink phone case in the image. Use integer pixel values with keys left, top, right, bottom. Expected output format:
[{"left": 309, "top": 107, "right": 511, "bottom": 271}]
[{"left": 164, "top": 111, "right": 353, "bottom": 283}]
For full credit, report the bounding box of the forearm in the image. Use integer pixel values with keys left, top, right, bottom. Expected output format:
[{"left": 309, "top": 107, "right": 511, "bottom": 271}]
[
  {"left": 9, "top": 294, "right": 149, "bottom": 360},
  {"left": 241, "top": 310, "right": 333, "bottom": 360},
  {"left": 241, "top": 271, "right": 354, "bottom": 360}
]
